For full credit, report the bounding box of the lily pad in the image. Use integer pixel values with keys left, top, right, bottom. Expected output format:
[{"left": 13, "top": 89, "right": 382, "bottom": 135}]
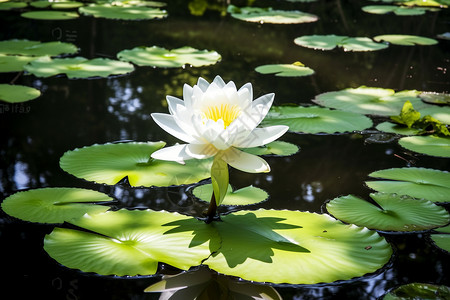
[
  {"left": 262, "top": 106, "right": 373, "bottom": 134},
  {"left": 375, "top": 122, "right": 422, "bottom": 135},
  {"left": 242, "top": 141, "right": 299, "bottom": 156},
  {"left": 24, "top": 56, "right": 134, "bottom": 79},
  {"left": 431, "top": 234, "right": 450, "bottom": 253},
  {"left": 294, "top": 35, "right": 388, "bottom": 52},
  {"left": 383, "top": 283, "right": 450, "bottom": 300},
  {"left": 192, "top": 184, "right": 269, "bottom": 206},
  {"left": 79, "top": 4, "right": 167, "bottom": 20},
  {"left": 0, "top": 39, "right": 78, "bottom": 57},
  {"left": 255, "top": 62, "right": 314, "bottom": 77},
  {"left": 326, "top": 193, "right": 450, "bottom": 232},
  {"left": 373, "top": 34, "right": 438, "bottom": 46},
  {"left": 59, "top": 142, "right": 212, "bottom": 187},
  {"left": 0, "top": 1, "right": 27, "bottom": 10},
  {"left": 313, "top": 87, "right": 427, "bottom": 116},
  {"left": 0, "top": 55, "right": 40, "bottom": 72},
  {"left": 420, "top": 92, "right": 450, "bottom": 105},
  {"left": 117, "top": 46, "right": 221, "bottom": 68},
  {"left": 44, "top": 209, "right": 220, "bottom": 276},
  {"left": 362, "top": 5, "right": 435, "bottom": 16},
  {"left": 398, "top": 135, "right": 450, "bottom": 157},
  {"left": 0, "top": 84, "right": 41, "bottom": 103},
  {"left": 227, "top": 5, "right": 318, "bottom": 24},
  {"left": 204, "top": 209, "right": 392, "bottom": 284},
  {"left": 1, "top": 188, "right": 112, "bottom": 223},
  {"left": 21, "top": 10, "right": 80, "bottom": 20},
  {"left": 366, "top": 167, "right": 450, "bottom": 203}
]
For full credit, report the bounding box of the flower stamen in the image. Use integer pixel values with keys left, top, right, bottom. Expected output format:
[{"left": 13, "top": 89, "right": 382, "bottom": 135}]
[{"left": 204, "top": 104, "right": 241, "bottom": 128}]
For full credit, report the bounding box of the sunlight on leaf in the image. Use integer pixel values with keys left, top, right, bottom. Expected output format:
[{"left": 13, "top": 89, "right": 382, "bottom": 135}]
[
  {"left": 21, "top": 10, "right": 80, "bottom": 20},
  {"left": 227, "top": 5, "right": 318, "bottom": 24},
  {"left": 0, "top": 39, "right": 78, "bottom": 56},
  {"left": 362, "top": 5, "right": 438, "bottom": 16},
  {"left": 242, "top": 141, "right": 299, "bottom": 156},
  {"left": 0, "top": 55, "right": 38, "bottom": 73},
  {"left": 399, "top": 135, "right": 450, "bottom": 157},
  {"left": 0, "top": 84, "right": 41, "bottom": 103},
  {"left": 373, "top": 34, "right": 438, "bottom": 46},
  {"left": 294, "top": 35, "right": 388, "bottom": 52},
  {"left": 192, "top": 184, "right": 268, "bottom": 206},
  {"left": 376, "top": 122, "right": 421, "bottom": 135},
  {"left": 79, "top": 4, "right": 167, "bottom": 20},
  {"left": 420, "top": 92, "right": 450, "bottom": 105},
  {"left": 255, "top": 62, "right": 314, "bottom": 77}
]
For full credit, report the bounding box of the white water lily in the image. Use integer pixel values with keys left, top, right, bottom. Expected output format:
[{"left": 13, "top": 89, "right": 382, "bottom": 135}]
[{"left": 151, "top": 76, "right": 289, "bottom": 173}]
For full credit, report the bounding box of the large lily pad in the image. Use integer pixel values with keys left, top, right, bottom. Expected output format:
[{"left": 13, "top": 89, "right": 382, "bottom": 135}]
[
  {"left": 366, "top": 167, "right": 450, "bottom": 203},
  {"left": 59, "top": 142, "right": 212, "bottom": 187},
  {"left": 44, "top": 209, "right": 220, "bottom": 276},
  {"left": 1, "top": 188, "right": 112, "bottom": 223},
  {"left": 0, "top": 55, "right": 40, "bottom": 73},
  {"left": 204, "top": 209, "right": 392, "bottom": 284},
  {"left": 242, "top": 141, "right": 299, "bottom": 156},
  {"left": 0, "top": 84, "right": 41, "bottom": 103},
  {"left": 227, "top": 5, "right": 318, "bottom": 24},
  {"left": 294, "top": 35, "right": 388, "bottom": 52},
  {"left": 0, "top": 39, "right": 78, "bottom": 57},
  {"left": 262, "top": 106, "right": 373, "bottom": 134},
  {"left": 373, "top": 34, "right": 438, "bottom": 46},
  {"left": 21, "top": 11, "right": 80, "bottom": 20},
  {"left": 313, "top": 87, "right": 428, "bottom": 116},
  {"left": 79, "top": 4, "right": 167, "bottom": 20},
  {"left": 255, "top": 62, "right": 314, "bottom": 77},
  {"left": 192, "top": 184, "right": 268, "bottom": 206},
  {"left": 375, "top": 122, "right": 421, "bottom": 135},
  {"left": 117, "top": 46, "right": 221, "bottom": 68},
  {"left": 326, "top": 193, "right": 450, "bottom": 232},
  {"left": 24, "top": 56, "right": 134, "bottom": 79},
  {"left": 398, "top": 135, "right": 450, "bottom": 157}
]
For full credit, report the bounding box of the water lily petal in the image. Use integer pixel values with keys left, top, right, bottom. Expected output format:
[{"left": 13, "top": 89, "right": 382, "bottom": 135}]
[
  {"left": 221, "top": 148, "right": 270, "bottom": 173},
  {"left": 237, "top": 82, "right": 253, "bottom": 110},
  {"left": 185, "top": 143, "right": 218, "bottom": 159},
  {"left": 166, "top": 96, "right": 185, "bottom": 115},
  {"left": 197, "top": 77, "right": 210, "bottom": 92},
  {"left": 251, "top": 93, "right": 274, "bottom": 122},
  {"left": 233, "top": 125, "right": 289, "bottom": 148},
  {"left": 212, "top": 75, "right": 226, "bottom": 88},
  {"left": 151, "top": 113, "right": 197, "bottom": 144},
  {"left": 150, "top": 144, "right": 191, "bottom": 163},
  {"left": 182, "top": 84, "right": 194, "bottom": 110}
]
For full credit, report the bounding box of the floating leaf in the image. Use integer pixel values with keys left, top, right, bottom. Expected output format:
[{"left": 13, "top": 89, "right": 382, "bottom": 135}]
[
  {"left": 21, "top": 10, "right": 79, "bottom": 20},
  {"left": 1, "top": 188, "right": 112, "bottom": 223},
  {"left": 0, "top": 55, "right": 40, "bottom": 72},
  {"left": 242, "top": 141, "right": 299, "bottom": 156},
  {"left": 0, "top": 84, "right": 41, "bottom": 103},
  {"left": 262, "top": 106, "right": 373, "bottom": 134},
  {"left": 383, "top": 283, "right": 450, "bottom": 300},
  {"left": 399, "top": 135, "right": 450, "bottom": 157},
  {"left": 192, "top": 184, "right": 268, "bottom": 206},
  {"left": 366, "top": 167, "right": 450, "bottom": 203},
  {"left": 418, "top": 106, "right": 450, "bottom": 125},
  {"left": 373, "top": 34, "right": 438, "bottom": 46},
  {"left": 227, "top": 5, "right": 318, "bottom": 24},
  {"left": 313, "top": 87, "right": 427, "bottom": 116},
  {"left": 430, "top": 234, "right": 450, "bottom": 253},
  {"left": 376, "top": 122, "right": 421, "bottom": 135},
  {"left": 0, "top": 39, "right": 78, "bottom": 57},
  {"left": 402, "top": 0, "right": 447, "bottom": 7},
  {"left": 326, "top": 193, "right": 450, "bottom": 232},
  {"left": 294, "top": 35, "right": 388, "bottom": 52},
  {"left": 362, "top": 5, "right": 433, "bottom": 16},
  {"left": 59, "top": 142, "right": 212, "bottom": 187},
  {"left": 79, "top": 4, "right": 167, "bottom": 20},
  {"left": 420, "top": 92, "right": 450, "bottom": 105},
  {"left": 0, "top": 1, "right": 27, "bottom": 10},
  {"left": 255, "top": 62, "right": 314, "bottom": 77},
  {"left": 44, "top": 209, "right": 220, "bottom": 276},
  {"left": 117, "top": 46, "right": 221, "bottom": 68},
  {"left": 24, "top": 56, "right": 134, "bottom": 79},
  {"left": 204, "top": 209, "right": 392, "bottom": 284}
]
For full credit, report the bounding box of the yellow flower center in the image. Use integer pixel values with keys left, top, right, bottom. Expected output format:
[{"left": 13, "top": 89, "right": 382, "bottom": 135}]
[{"left": 204, "top": 104, "right": 241, "bottom": 128}]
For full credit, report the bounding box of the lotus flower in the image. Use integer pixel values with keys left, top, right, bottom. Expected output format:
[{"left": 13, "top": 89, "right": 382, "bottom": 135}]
[{"left": 151, "top": 76, "right": 289, "bottom": 173}]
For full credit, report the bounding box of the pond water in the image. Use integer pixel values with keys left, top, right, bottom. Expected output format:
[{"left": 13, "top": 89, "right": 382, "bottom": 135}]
[{"left": 1, "top": 0, "right": 450, "bottom": 299}]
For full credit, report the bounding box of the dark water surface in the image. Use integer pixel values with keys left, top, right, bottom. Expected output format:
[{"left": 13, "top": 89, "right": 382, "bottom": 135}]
[{"left": 1, "top": 0, "right": 449, "bottom": 299}]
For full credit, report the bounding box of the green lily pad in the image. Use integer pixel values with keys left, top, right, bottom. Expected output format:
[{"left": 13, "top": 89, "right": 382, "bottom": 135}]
[
  {"left": 204, "top": 209, "right": 392, "bottom": 284},
  {"left": 59, "top": 142, "right": 212, "bottom": 187},
  {"left": 376, "top": 122, "right": 422, "bottom": 135},
  {"left": 366, "top": 167, "right": 450, "bottom": 203},
  {"left": 420, "top": 92, "right": 450, "bottom": 105},
  {"left": 399, "top": 135, "right": 450, "bottom": 157},
  {"left": 431, "top": 234, "right": 450, "bottom": 253},
  {"left": 192, "top": 184, "right": 268, "bottom": 206},
  {"left": 0, "top": 84, "right": 41, "bottom": 103},
  {"left": 262, "top": 106, "right": 373, "bottom": 134},
  {"left": 383, "top": 283, "right": 450, "bottom": 300},
  {"left": 313, "top": 87, "right": 428, "bottom": 116},
  {"left": 117, "top": 46, "right": 221, "bottom": 68},
  {"left": 0, "top": 1, "right": 27, "bottom": 10},
  {"left": 0, "top": 55, "right": 40, "bottom": 72},
  {"left": 373, "top": 34, "right": 438, "bottom": 46},
  {"left": 21, "top": 10, "right": 79, "bottom": 20},
  {"left": 402, "top": 0, "right": 447, "bottom": 7},
  {"left": 435, "top": 225, "right": 450, "bottom": 234},
  {"left": 227, "top": 5, "right": 318, "bottom": 24},
  {"left": 0, "top": 39, "right": 78, "bottom": 57},
  {"left": 255, "top": 62, "right": 314, "bottom": 77},
  {"left": 242, "top": 141, "right": 299, "bottom": 156},
  {"left": 326, "top": 193, "right": 450, "bottom": 232},
  {"left": 24, "top": 56, "right": 134, "bottom": 79},
  {"left": 79, "top": 4, "right": 167, "bottom": 20},
  {"left": 294, "top": 35, "right": 388, "bottom": 52},
  {"left": 362, "top": 5, "right": 435, "bottom": 16},
  {"left": 418, "top": 106, "right": 450, "bottom": 125},
  {"left": 1, "top": 188, "right": 112, "bottom": 223},
  {"left": 44, "top": 209, "right": 220, "bottom": 276}
]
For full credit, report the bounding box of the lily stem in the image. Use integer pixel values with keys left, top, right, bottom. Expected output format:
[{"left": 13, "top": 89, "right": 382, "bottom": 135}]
[{"left": 204, "top": 193, "right": 217, "bottom": 224}]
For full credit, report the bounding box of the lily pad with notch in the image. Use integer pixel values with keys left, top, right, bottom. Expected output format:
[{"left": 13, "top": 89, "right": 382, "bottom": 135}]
[
  {"left": 227, "top": 5, "right": 318, "bottom": 24},
  {"left": 262, "top": 105, "right": 373, "bottom": 134},
  {"left": 192, "top": 184, "right": 269, "bottom": 206},
  {"left": 0, "top": 84, "right": 41, "bottom": 103},
  {"left": 59, "top": 142, "right": 212, "bottom": 187},
  {"left": 294, "top": 35, "right": 388, "bottom": 52},
  {"left": 398, "top": 135, "right": 450, "bottom": 157},
  {"left": 117, "top": 46, "right": 221, "bottom": 68},
  {"left": 326, "top": 193, "right": 450, "bottom": 232},
  {"left": 255, "top": 62, "right": 314, "bottom": 77},
  {"left": 366, "top": 167, "right": 450, "bottom": 203},
  {"left": 79, "top": 4, "right": 167, "bottom": 20},
  {"left": 1, "top": 188, "right": 112, "bottom": 223}
]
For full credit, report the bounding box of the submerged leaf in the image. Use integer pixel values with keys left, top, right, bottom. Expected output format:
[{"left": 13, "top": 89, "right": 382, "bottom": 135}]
[
  {"left": 326, "top": 193, "right": 450, "bottom": 232},
  {"left": 399, "top": 135, "right": 450, "bottom": 157},
  {"left": 227, "top": 5, "right": 318, "bottom": 24},
  {"left": 192, "top": 184, "right": 268, "bottom": 206},
  {"left": 0, "top": 84, "right": 41, "bottom": 103}
]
